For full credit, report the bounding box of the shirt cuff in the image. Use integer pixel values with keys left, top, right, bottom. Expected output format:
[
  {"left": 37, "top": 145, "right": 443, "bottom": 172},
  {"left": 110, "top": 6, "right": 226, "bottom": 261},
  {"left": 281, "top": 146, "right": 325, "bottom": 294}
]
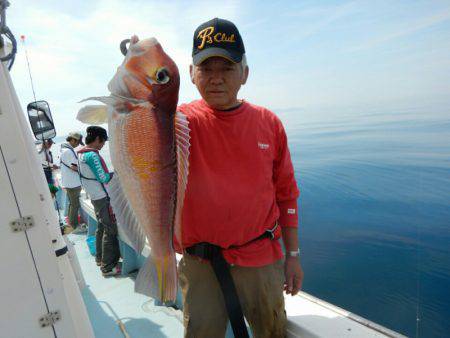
[{"left": 278, "top": 199, "right": 299, "bottom": 228}]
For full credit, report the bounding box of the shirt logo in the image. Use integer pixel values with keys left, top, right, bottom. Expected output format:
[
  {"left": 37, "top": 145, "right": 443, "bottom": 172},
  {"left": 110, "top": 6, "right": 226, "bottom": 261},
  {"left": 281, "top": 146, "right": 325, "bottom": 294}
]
[
  {"left": 287, "top": 209, "right": 296, "bottom": 215},
  {"left": 197, "top": 26, "right": 236, "bottom": 50},
  {"left": 258, "top": 142, "right": 269, "bottom": 150}
]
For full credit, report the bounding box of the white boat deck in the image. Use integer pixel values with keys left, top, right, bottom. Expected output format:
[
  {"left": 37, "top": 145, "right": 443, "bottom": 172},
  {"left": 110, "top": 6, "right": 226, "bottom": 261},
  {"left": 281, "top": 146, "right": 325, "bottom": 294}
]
[
  {"left": 69, "top": 233, "right": 184, "bottom": 338},
  {"left": 77, "top": 194, "right": 405, "bottom": 338}
]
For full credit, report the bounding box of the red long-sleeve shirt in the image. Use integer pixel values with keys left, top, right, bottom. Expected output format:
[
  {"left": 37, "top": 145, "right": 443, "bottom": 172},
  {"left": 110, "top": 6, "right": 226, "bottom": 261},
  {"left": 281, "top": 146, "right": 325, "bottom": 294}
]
[{"left": 176, "top": 99, "right": 300, "bottom": 267}]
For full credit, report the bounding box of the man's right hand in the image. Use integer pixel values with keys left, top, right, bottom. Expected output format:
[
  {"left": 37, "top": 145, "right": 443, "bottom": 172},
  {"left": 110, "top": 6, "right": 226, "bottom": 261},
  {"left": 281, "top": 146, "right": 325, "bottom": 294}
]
[{"left": 284, "top": 256, "right": 304, "bottom": 296}]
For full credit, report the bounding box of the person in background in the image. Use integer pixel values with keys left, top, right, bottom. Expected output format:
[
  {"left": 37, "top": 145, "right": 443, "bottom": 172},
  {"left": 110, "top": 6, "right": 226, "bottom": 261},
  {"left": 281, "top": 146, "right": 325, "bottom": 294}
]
[
  {"left": 60, "top": 132, "right": 86, "bottom": 234},
  {"left": 38, "top": 139, "right": 59, "bottom": 185},
  {"left": 78, "top": 126, "right": 121, "bottom": 277},
  {"left": 175, "top": 18, "right": 304, "bottom": 338}
]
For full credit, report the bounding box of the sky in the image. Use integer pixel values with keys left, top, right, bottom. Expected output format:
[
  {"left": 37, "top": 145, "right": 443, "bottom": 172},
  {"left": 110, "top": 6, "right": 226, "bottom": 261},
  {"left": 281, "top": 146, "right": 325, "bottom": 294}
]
[{"left": 4, "top": 0, "right": 450, "bottom": 136}]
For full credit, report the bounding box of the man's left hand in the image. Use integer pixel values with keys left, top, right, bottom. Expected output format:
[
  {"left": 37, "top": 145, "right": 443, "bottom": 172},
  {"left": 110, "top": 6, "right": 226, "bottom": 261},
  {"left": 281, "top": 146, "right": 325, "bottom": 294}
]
[{"left": 284, "top": 256, "right": 304, "bottom": 296}]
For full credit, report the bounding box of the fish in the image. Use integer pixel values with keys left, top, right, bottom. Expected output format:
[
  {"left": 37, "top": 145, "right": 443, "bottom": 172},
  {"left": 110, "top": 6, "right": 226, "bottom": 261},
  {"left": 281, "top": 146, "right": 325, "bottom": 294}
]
[{"left": 77, "top": 36, "right": 190, "bottom": 302}]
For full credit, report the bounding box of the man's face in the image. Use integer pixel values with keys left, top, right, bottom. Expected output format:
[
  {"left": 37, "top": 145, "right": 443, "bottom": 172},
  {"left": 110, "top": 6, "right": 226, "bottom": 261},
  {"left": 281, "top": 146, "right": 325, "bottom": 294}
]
[
  {"left": 69, "top": 138, "right": 79, "bottom": 147},
  {"left": 191, "top": 57, "right": 248, "bottom": 110}
]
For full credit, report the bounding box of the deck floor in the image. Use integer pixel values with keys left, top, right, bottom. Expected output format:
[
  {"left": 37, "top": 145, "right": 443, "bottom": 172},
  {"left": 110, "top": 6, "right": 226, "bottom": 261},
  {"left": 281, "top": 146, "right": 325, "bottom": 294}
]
[{"left": 69, "top": 233, "right": 184, "bottom": 338}]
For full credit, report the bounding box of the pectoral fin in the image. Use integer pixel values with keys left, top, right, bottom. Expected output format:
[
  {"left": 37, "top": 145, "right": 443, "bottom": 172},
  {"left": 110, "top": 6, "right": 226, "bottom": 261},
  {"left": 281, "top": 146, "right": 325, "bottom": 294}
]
[
  {"left": 76, "top": 105, "right": 108, "bottom": 125},
  {"left": 108, "top": 173, "right": 147, "bottom": 254}
]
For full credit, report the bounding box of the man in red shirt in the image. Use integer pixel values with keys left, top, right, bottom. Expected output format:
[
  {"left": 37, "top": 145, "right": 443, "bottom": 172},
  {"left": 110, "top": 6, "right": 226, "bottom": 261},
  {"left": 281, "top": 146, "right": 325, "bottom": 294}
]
[{"left": 177, "top": 18, "right": 303, "bottom": 338}]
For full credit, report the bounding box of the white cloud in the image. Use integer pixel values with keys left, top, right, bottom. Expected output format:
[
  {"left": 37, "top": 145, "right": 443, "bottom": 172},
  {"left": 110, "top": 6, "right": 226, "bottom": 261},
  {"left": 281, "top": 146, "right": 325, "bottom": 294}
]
[
  {"left": 347, "top": 7, "right": 450, "bottom": 52},
  {"left": 284, "top": 1, "right": 360, "bottom": 41}
]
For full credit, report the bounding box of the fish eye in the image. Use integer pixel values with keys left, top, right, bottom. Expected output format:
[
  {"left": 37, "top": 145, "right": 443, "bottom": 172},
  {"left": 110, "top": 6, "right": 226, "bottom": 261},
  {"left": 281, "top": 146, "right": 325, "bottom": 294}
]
[{"left": 155, "top": 67, "right": 170, "bottom": 84}]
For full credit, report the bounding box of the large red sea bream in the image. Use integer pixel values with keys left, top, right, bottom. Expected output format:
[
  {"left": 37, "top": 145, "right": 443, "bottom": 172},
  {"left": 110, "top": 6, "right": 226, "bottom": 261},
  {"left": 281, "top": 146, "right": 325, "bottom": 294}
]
[{"left": 77, "top": 36, "right": 190, "bottom": 302}]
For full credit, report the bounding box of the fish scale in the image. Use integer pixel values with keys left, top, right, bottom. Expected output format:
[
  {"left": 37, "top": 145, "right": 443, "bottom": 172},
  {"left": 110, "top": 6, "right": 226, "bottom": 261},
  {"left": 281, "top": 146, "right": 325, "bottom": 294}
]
[{"left": 112, "top": 108, "right": 176, "bottom": 255}]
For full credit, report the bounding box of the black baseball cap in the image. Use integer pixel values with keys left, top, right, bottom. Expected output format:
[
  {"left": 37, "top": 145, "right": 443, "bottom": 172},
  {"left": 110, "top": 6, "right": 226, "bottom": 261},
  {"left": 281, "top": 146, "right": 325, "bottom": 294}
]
[
  {"left": 86, "top": 126, "right": 108, "bottom": 141},
  {"left": 192, "top": 18, "right": 245, "bottom": 66}
]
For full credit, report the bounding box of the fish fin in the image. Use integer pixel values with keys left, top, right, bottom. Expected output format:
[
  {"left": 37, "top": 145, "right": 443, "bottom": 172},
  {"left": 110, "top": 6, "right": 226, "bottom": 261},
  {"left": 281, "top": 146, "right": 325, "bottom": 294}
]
[
  {"left": 79, "top": 95, "right": 118, "bottom": 106},
  {"left": 108, "top": 174, "right": 147, "bottom": 254},
  {"left": 76, "top": 105, "right": 108, "bottom": 125},
  {"left": 135, "top": 253, "right": 178, "bottom": 302},
  {"left": 174, "top": 111, "right": 191, "bottom": 248}
]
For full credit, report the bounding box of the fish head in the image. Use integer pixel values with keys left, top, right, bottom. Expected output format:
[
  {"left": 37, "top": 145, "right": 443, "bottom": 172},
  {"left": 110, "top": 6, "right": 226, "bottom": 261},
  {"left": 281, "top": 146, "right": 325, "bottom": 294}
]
[{"left": 111, "top": 37, "right": 180, "bottom": 113}]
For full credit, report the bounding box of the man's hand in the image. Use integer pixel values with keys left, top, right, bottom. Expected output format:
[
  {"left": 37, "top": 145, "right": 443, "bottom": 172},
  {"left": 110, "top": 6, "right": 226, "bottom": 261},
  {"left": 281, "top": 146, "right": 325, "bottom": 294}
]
[
  {"left": 281, "top": 226, "right": 304, "bottom": 296},
  {"left": 284, "top": 256, "right": 304, "bottom": 296},
  {"left": 70, "top": 164, "right": 78, "bottom": 172}
]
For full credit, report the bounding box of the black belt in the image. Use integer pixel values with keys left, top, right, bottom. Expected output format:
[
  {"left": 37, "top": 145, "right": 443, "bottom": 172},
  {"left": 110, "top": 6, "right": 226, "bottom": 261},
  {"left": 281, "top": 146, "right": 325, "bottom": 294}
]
[{"left": 185, "top": 223, "right": 278, "bottom": 338}]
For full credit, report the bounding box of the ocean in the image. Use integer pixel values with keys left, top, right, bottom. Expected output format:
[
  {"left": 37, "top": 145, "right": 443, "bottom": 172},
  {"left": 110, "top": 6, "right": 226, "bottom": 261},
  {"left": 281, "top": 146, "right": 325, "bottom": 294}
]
[
  {"left": 55, "top": 106, "right": 450, "bottom": 337},
  {"left": 279, "top": 107, "right": 450, "bottom": 338}
]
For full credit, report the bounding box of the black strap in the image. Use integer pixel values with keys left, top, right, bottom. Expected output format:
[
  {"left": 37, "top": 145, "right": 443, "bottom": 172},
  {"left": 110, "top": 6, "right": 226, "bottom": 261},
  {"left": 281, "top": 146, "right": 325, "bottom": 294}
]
[
  {"left": 186, "top": 243, "right": 249, "bottom": 338},
  {"left": 60, "top": 161, "right": 75, "bottom": 171},
  {"left": 184, "top": 223, "right": 278, "bottom": 337},
  {"left": 61, "top": 145, "right": 78, "bottom": 171},
  {"left": 77, "top": 156, "right": 110, "bottom": 199},
  {"left": 48, "top": 150, "right": 53, "bottom": 164},
  {"left": 229, "top": 222, "right": 278, "bottom": 249},
  {"left": 61, "top": 144, "right": 78, "bottom": 159}
]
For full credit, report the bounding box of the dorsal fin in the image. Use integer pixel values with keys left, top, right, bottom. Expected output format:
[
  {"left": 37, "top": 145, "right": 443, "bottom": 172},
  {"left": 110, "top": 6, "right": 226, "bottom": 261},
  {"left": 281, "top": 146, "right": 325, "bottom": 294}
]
[
  {"left": 108, "top": 174, "right": 147, "bottom": 254},
  {"left": 173, "top": 111, "right": 191, "bottom": 248}
]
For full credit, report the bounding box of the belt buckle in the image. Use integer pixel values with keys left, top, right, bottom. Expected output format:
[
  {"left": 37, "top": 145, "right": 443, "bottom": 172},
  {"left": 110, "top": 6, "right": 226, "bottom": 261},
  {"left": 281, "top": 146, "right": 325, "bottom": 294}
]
[
  {"left": 265, "top": 222, "right": 278, "bottom": 240},
  {"left": 265, "top": 229, "right": 275, "bottom": 240}
]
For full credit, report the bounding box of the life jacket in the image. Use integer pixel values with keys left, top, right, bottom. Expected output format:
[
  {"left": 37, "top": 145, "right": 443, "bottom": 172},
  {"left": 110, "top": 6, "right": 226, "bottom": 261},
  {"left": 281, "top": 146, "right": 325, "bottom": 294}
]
[{"left": 77, "top": 147, "right": 110, "bottom": 201}]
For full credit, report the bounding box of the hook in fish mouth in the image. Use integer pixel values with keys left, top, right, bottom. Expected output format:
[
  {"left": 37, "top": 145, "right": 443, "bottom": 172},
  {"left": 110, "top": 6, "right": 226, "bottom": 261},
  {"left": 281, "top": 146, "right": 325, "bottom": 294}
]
[{"left": 120, "top": 39, "right": 131, "bottom": 56}]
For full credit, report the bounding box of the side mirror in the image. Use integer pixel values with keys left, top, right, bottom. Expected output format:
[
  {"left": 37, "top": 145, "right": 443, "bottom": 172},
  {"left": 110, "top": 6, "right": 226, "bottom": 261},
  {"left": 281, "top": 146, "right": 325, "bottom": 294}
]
[{"left": 27, "top": 100, "right": 56, "bottom": 140}]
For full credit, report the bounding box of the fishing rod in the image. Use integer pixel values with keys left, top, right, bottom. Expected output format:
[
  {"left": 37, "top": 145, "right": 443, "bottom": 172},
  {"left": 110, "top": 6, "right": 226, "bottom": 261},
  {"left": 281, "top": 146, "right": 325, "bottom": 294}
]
[
  {"left": 20, "top": 34, "right": 38, "bottom": 104},
  {"left": 19, "top": 33, "right": 65, "bottom": 232}
]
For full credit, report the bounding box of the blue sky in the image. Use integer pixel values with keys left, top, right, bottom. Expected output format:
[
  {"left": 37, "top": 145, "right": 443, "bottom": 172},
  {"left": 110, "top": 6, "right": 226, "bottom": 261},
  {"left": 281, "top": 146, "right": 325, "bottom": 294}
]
[{"left": 5, "top": 0, "right": 450, "bottom": 135}]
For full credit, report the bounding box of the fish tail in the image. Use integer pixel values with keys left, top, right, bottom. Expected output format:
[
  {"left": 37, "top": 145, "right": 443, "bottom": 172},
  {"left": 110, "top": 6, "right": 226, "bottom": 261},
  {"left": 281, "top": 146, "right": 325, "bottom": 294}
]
[{"left": 134, "top": 252, "right": 177, "bottom": 303}]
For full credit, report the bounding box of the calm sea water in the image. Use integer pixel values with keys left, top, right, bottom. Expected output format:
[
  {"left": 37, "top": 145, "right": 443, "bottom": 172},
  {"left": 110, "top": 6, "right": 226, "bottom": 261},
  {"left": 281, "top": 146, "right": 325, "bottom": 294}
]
[
  {"left": 57, "top": 107, "right": 450, "bottom": 337},
  {"left": 279, "top": 107, "right": 450, "bottom": 338}
]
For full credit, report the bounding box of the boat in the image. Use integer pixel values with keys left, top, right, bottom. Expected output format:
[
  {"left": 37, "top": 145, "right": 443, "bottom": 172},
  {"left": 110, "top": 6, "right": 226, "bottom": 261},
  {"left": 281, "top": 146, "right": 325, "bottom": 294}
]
[{"left": 0, "top": 2, "right": 406, "bottom": 337}]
